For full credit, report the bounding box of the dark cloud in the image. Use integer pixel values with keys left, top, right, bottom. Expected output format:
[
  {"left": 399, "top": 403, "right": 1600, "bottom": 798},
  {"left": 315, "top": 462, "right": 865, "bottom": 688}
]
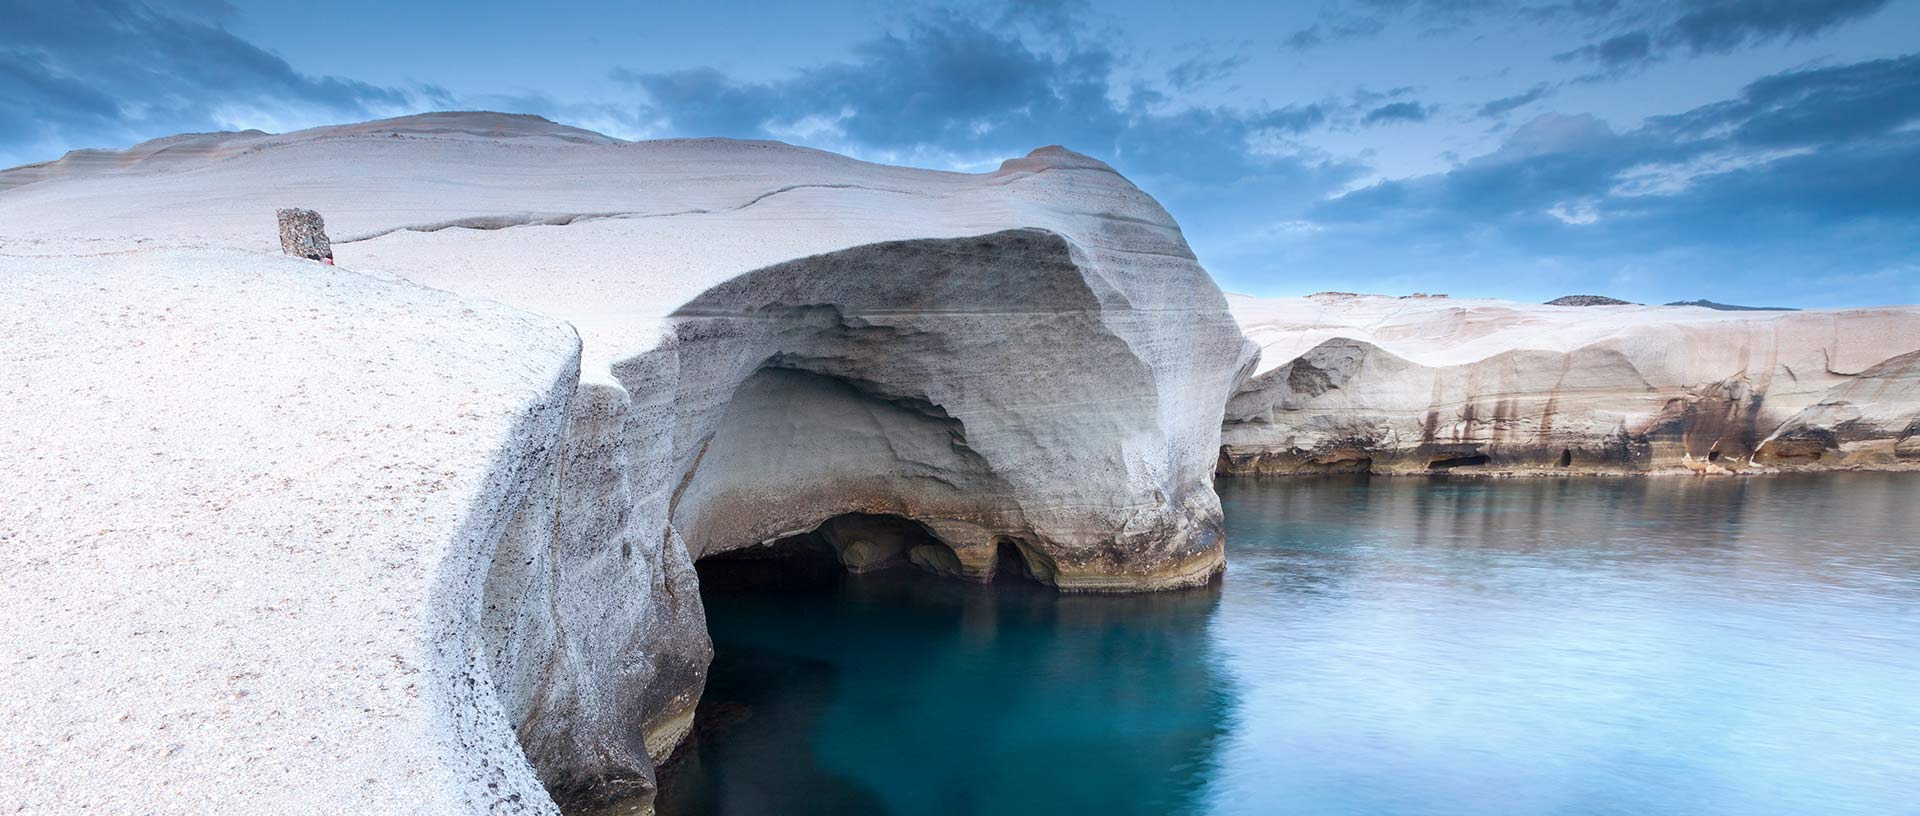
[
  {"left": 1323, "top": 55, "right": 1920, "bottom": 220},
  {"left": 1652, "top": 54, "right": 1920, "bottom": 148},
  {"left": 1552, "top": 30, "right": 1655, "bottom": 71},
  {"left": 1363, "top": 101, "right": 1434, "bottom": 124},
  {"left": 1669, "top": 0, "right": 1890, "bottom": 54},
  {"left": 1284, "top": 27, "right": 1326, "bottom": 50},
  {"left": 1167, "top": 53, "right": 1248, "bottom": 90},
  {"left": 1553, "top": 0, "right": 1891, "bottom": 75},
  {"left": 609, "top": 9, "right": 1347, "bottom": 186},
  {"left": 1303, "top": 53, "right": 1920, "bottom": 304},
  {"left": 1476, "top": 83, "right": 1556, "bottom": 118},
  {"left": 1296, "top": 0, "right": 1889, "bottom": 76},
  {"left": 0, "top": 0, "right": 411, "bottom": 165},
  {"left": 1282, "top": 14, "right": 1388, "bottom": 51}
]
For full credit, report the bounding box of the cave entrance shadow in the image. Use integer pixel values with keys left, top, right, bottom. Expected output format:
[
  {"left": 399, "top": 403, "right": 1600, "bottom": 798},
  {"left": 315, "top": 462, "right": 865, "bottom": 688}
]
[
  {"left": 990, "top": 536, "right": 1051, "bottom": 586},
  {"left": 667, "top": 528, "right": 1229, "bottom": 816}
]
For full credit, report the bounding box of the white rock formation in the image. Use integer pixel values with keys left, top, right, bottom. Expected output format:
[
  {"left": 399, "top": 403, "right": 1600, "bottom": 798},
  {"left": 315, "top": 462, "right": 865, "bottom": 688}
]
[
  {"left": 0, "top": 113, "right": 1253, "bottom": 812},
  {"left": 1221, "top": 293, "right": 1920, "bottom": 475},
  {"left": 1, "top": 250, "right": 578, "bottom": 814}
]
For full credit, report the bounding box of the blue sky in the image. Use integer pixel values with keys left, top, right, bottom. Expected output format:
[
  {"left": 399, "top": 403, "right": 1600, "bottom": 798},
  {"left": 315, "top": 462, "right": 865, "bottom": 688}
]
[{"left": 3, "top": 0, "right": 1917, "bottom": 306}]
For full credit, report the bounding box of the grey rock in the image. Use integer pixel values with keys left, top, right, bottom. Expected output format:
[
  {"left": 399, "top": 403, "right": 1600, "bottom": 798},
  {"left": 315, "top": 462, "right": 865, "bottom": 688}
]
[
  {"left": 1664, "top": 299, "right": 1798, "bottom": 311},
  {"left": 275, "top": 207, "right": 331, "bottom": 260},
  {"left": 1545, "top": 294, "right": 1632, "bottom": 306}
]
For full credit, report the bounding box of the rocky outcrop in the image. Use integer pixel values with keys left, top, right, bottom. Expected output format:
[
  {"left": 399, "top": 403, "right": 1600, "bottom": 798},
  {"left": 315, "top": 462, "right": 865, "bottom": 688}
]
[
  {"left": 1664, "top": 299, "right": 1797, "bottom": 311},
  {"left": 1220, "top": 293, "right": 1920, "bottom": 476},
  {"left": 0, "top": 113, "right": 1254, "bottom": 813},
  {"left": 1757, "top": 350, "right": 1920, "bottom": 468},
  {"left": 1545, "top": 294, "right": 1633, "bottom": 306}
]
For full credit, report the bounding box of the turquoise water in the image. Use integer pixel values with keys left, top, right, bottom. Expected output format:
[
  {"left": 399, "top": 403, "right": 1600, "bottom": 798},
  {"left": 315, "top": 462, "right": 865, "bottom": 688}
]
[{"left": 656, "top": 474, "right": 1920, "bottom": 816}]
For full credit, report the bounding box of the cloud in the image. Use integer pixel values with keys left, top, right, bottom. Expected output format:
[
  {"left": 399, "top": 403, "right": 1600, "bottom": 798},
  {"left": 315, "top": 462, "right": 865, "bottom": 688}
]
[
  {"left": 1321, "top": 55, "right": 1920, "bottom": 221},
  {"left": 1362, "top": 101, "right": 1433, "bottom": 124},
  {"left": 1284, "top": 27, "right": 1326, "bottom": 50},
  {"left": 1167, "top": 53, "right": 1248, "bottom": 90},
  {"left": 1552, "top": 30, "right": 1655, "bottom": 72},
  {"left": 1669, "top": 0, "right": 1890, "bottom": 54},
  {"left": 1299, "top": 53, "right": 1920, "bottom": 304},
  {"left": 0, "top": 0, "right": 416, "bottom": 166},
  {"left": 1476, "top": 83, "right": 1556, "bottom": 118},
  {"left": 1651, "top": 54, "right": 1920, "bottom": 148},
  {"left": 1553, "top": 0, "right": 1892, "bottom": 75},
  {"left": 1293, "top": 0, "right": 1890, "bottom": 77},
  {"left": 1281, "top": 14, "right": 1388, "bottom": 51},
  {"left": 608, "top": 7, "right": 1350, "bottom": 186}
]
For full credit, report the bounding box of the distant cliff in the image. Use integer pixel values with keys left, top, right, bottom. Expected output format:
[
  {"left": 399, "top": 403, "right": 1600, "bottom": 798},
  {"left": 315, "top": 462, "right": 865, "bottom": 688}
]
[{"left": 1220, "top": 292, "right": 1920, "bottom": 476}]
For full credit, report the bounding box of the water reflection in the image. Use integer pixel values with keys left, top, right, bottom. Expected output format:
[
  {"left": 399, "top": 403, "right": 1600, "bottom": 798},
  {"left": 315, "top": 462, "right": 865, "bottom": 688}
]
[
  {"left": 1208, "top": 473, "right": 1920, "bottom": 816},
  {"left": 657, "top": 474, "right": 1920, "bottom": 816}
]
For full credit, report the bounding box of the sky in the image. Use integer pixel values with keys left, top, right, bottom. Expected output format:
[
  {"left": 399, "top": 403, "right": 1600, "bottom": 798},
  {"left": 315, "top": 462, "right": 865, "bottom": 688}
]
[{"left": 3, "top": 0, "right": 1918, "bottom": 307}]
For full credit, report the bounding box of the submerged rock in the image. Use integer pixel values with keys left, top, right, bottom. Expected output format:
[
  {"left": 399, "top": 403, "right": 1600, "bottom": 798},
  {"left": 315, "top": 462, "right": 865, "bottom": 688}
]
[
  {"left": 0, "top": 113, "right": 1254, "bottom": 813},
  {"left": 1220, "top": 293, "right": 1920, "bottom": 476}
]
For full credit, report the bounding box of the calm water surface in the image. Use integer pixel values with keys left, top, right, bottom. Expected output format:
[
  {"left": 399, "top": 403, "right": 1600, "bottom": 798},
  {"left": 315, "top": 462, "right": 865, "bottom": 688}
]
[{"left": 656, "top": 474, "right": 1920, "bottom": 816}]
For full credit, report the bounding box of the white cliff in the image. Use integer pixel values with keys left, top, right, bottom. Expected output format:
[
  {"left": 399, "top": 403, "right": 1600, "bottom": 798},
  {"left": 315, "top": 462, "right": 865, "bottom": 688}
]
[
  {"left": 1221, "top": 292, "right": 1920, "bottom": 475},
  {"left": 0, "top": 113, "right": 1254, "bottom": 812}
]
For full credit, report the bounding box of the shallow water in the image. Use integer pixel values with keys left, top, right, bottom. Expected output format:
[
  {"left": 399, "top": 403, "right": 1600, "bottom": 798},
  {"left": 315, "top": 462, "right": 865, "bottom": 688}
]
[{"left": 655, "top": 474, "right": 1920, "bottom": 816}]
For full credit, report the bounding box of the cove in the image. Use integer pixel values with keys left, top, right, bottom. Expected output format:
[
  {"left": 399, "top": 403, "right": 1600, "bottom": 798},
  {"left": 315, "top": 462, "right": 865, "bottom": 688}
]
[{"left": 656, "top": 473, "right": 1920, "bottom": 816}]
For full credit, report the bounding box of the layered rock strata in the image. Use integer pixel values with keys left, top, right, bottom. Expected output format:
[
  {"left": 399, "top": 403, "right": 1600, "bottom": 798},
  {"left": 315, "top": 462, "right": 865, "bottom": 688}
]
[
  {"left": 0, "top": 113, "right": 1254, "bottom": 813},
  {"left": 1221, "top": 293, "right": 1920, "bottom": 476}
]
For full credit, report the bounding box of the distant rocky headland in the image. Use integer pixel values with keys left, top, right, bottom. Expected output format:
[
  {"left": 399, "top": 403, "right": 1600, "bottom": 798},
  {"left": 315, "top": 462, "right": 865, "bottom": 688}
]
[
  {"left": 1221, "top": 292, "right": 1920, "bottom": 476},
  {"left": 2, "top": 113, "right": 1915, "bottom": 815}
]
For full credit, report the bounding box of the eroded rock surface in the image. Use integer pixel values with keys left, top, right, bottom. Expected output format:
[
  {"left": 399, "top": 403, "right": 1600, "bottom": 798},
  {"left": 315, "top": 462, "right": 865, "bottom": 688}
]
[
  {"left": 0, "top": 113, "right": 1253, "bottom": 813},
  {"left": 1221, "top": 293, "right": 1920, "bottom": 476},
  {"left": 0, "top": 250, "right": 579, "bottom": 814}
]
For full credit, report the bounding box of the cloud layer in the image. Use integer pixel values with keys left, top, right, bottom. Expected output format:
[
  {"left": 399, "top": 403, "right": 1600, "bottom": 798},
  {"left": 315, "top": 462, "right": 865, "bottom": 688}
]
[
  {"left": 607, "top": 7, "right": 1341, "bottom": 186},
  {"left": 1302, "top": 54, "right": 1920, "bottom": 304},
  {"left": 0, "top": 0, "right": 411, "bottom": 165}
]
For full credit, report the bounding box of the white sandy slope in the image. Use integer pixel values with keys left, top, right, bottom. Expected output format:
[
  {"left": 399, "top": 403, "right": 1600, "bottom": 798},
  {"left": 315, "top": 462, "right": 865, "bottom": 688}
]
[
  {"left": 0, "top": 250, "right": 578, "bottom": 813},
  {"left": 0, "top": 112, "right": 1255, "bottom": 812},
  {"left": 1223, "top": 292, "right": 1920, "bottom": 473}
]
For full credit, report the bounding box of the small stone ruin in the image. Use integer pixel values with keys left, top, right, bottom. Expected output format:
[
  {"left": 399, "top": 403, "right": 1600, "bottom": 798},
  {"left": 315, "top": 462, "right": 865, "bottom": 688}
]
[{"left": 277, "top": 208, "right": 333, "bottom": 263}]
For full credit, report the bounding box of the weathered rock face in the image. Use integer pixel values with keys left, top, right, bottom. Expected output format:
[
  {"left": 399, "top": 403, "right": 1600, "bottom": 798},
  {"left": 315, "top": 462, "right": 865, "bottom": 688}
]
[
  {"left": 1758, "top": 350, "right": 1920, "bottom": 468},
  {"left": 0, "top": 113, "right": 1254, "bottom": 813},
  {"left": 1221, "top": 293, "right": 1920, "bottom": 476},
  {"left": 665, "top": 228, "right": 1236, "bottom": 589}
]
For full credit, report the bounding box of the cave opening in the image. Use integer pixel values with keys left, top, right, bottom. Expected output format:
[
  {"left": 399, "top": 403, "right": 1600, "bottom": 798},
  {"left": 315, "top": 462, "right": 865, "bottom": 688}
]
[
  {"left": 698, "top": 512, "right": 971, "bottom": 582},
  {"left": 1428, "top": 453, "right": 1491, "bottom": 470},
  {"left": 1558, "top": 449, "right": 1573, "bottom": 468},
  {"left": 991, "top": 536, "right": 1053, "bottom": 585}
]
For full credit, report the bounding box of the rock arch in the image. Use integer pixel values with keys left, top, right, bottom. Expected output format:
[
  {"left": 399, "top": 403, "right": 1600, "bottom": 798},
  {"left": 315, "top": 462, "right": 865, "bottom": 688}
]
[{"left": 484, "top": 228, "right": 1255, "bottom": 810}]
